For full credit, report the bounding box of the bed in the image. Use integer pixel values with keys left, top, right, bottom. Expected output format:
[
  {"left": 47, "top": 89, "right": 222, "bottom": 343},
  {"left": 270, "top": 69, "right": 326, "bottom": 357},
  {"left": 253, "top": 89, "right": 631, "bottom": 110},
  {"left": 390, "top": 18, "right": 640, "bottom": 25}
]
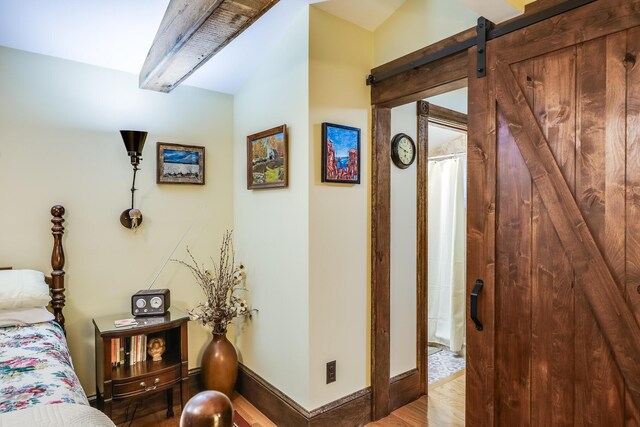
[{"left": 0, "top": 206, "right": 114, "bottom": 426}]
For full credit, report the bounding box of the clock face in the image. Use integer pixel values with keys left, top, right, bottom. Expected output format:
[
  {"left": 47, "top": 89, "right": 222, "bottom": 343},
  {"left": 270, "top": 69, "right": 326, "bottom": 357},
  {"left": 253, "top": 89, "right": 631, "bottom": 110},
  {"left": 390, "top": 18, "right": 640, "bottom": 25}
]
[
  {"left": 150, "top": 296, "right": 163, "bottom": 309},
  {"left": 397, "top": 137, "right": 414, "bottom": 164},
  {"left": 391, "top": 133, "right": 416, "bottom": 169}
]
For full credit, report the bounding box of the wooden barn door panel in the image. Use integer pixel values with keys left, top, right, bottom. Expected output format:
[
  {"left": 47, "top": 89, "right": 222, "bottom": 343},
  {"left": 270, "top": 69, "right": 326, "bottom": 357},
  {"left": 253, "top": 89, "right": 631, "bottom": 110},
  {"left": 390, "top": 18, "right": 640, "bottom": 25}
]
[
  {"left": 468, "top": 23, "right": 640, "bottom": 426},
  {"left": 575, "top": 31, "right": 628, "bottom": 427},
  {"left": 466, "top": 45, "right": 497, "bottom": 427}
]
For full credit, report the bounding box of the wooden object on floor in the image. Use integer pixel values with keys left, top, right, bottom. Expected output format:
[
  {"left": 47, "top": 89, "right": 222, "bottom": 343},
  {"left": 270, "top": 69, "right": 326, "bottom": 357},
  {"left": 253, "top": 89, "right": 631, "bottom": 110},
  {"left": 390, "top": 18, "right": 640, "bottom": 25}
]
[
  {"left": 180, "top": 391, "right": 233, "bottom": 427},
  {"left": 93, "top": 309, "right": 190, "bottom": 420},
  {"left": 201, "top": 333, "right": 238, "bottom": 399},
  {"left": 115, "top": 393, "right": 276, "bottom": 427},
  {"left": 140, "top": 0, "right": 279, "bottom": 92}
]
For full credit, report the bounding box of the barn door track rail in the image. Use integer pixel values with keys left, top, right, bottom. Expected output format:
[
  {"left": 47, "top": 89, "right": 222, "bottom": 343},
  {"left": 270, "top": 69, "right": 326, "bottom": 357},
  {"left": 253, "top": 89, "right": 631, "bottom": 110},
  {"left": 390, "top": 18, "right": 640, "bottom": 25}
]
[{"left": 366, "top": 0, "right": 596, "bottom": 85}]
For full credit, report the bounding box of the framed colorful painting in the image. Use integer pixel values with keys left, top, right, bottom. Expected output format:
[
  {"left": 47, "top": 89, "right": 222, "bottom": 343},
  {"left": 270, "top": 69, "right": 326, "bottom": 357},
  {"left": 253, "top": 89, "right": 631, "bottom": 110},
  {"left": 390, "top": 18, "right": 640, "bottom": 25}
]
[
  {"left": 321, "top": 123, "right": 361, "bottom": 184},
  {"left": 156, "top": 143, "right": 205, "bottom": 185},
  {"left": 246, "top": 125, "right": 288, "bottom": 189}
]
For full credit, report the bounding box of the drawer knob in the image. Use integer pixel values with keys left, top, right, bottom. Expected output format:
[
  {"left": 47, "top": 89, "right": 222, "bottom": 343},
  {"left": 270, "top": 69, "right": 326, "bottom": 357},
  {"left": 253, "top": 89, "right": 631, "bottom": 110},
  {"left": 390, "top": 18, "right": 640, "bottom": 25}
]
[{"left": 140, "top": 378, "right": 160, "bottom": 391}]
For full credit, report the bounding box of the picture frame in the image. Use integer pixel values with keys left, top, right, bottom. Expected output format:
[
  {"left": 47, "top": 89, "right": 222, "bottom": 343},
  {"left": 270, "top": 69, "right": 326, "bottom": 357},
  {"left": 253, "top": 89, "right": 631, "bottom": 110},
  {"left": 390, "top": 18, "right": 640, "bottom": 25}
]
[
  {"left": 321, "top": 122, "right": 361, "bottom": 184},
  {"left": 156, "top": 143, "right": 205, "bottom": 185},
  {"left": 246, "top": 125, "right": 288, "bottom": 190}
]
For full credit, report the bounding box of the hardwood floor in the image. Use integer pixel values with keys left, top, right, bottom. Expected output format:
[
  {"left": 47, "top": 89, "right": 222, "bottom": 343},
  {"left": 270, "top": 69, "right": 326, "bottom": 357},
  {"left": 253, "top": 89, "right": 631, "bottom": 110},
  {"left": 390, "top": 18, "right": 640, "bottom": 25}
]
[
  {"left": 368, "top": 371, "right": 465, "bottom": 427},
  {"left": 116, "top": 372, "right": 464, "bottom": 426}
]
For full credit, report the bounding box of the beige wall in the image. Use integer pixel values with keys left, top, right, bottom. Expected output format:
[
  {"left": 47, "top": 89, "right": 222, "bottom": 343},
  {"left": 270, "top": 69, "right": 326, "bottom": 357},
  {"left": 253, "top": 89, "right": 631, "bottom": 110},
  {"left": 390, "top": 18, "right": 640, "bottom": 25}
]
[
  {"left": 308, "top": 7, "right": 373, "bottom": 409},
  {"left": 232, "top": 9, "right": 311, "bottom": 409},
  {"left": 374, "top": 0, "right": 478, "bottom": 67},
  {"left": 389, "top": 103, "right": 418, "bottom": 377},
  {"left": 0, "top": 46, "right": 234, "bottom": 395}
]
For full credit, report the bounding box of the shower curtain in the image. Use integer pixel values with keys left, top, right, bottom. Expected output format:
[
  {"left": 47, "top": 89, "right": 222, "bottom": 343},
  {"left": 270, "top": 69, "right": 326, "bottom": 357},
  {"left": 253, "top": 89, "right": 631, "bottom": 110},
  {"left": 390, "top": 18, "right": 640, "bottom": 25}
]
[{"left": 427, "top": 157, "right": 466, "bottom": 353}]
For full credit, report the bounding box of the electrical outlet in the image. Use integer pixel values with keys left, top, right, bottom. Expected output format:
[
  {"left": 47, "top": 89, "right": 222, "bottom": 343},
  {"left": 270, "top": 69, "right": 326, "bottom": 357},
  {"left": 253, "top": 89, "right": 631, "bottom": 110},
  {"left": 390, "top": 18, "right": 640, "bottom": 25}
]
[{"left": 326, "top": 360, "right": 336, "bottom": 384}]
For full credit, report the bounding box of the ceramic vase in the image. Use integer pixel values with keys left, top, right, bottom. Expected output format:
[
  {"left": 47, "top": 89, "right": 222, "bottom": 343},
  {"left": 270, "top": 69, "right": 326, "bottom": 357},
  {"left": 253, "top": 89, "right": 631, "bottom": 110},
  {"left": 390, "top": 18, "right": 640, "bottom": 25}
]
[{"left": 201, "top": 333, "right": 238, "bottom": 399}]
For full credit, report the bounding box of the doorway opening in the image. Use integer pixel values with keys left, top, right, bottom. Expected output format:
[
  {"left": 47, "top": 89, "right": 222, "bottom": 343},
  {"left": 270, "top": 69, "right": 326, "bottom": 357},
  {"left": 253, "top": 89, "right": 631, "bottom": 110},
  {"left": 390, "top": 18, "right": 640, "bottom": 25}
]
[{"left": 388, "top": 87, "right": 468, "bottom": 425}]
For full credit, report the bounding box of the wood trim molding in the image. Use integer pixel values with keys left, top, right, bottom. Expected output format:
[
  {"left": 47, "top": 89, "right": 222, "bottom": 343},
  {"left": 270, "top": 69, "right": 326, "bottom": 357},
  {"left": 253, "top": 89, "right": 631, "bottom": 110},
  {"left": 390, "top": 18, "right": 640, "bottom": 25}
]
[
  {"left": 389, "top": 369, "right": 421, "bottom": 413},
  {"left": 416, "top": 101, "right": 429, "bottom": 397},
  {"left": 236, "top": 364, "right": 421, "bottom": 427},
  {"left": 371, "top": 106, "right": 392, "bottom": 420},
  {"left": 237, "top": 363, "right": 372, "bottom": 426},
  {"left": 236, "top": 363, "right": 308, "bottom": 426},
  {"left": 371, "top": 52, "right": 468, "bottom": 108},
  {"left": 425, "top": 104, "right": 468, "bottom": 132}
]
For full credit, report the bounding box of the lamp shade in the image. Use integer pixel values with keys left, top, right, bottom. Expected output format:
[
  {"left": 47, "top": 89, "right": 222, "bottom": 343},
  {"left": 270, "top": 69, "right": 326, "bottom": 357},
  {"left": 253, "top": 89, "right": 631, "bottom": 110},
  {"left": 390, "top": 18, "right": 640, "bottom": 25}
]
[{"left": 120, "top": 130, "right": 148, "bottom": 155}]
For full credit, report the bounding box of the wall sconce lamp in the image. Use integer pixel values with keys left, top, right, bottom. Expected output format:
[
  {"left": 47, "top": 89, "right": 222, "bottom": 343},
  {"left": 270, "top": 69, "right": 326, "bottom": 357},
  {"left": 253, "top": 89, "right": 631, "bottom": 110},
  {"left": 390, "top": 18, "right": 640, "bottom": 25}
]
[{"left": 120, "top": 130, "right": 148, "bottom": 230}]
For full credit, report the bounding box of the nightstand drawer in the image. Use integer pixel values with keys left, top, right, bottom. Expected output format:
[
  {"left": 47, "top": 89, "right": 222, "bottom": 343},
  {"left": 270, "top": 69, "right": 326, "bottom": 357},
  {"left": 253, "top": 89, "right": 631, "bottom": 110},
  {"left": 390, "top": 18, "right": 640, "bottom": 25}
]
[{"left": 112, "top": 367, "right": 181, "bottom": 399}]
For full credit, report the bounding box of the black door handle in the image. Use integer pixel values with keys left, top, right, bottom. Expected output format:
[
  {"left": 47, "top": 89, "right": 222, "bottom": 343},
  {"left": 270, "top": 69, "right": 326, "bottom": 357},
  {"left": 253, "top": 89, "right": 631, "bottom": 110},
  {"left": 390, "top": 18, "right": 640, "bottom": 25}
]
[{"left": 471, "top": 279, "right": 484, "bottom": 331}]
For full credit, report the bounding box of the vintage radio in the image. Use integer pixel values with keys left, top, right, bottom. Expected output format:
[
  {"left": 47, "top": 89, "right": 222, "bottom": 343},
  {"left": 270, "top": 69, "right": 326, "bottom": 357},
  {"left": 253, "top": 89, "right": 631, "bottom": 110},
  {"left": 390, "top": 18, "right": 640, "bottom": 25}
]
[{"left": 131, "top": 289, "right": 170, "bottom": 317}]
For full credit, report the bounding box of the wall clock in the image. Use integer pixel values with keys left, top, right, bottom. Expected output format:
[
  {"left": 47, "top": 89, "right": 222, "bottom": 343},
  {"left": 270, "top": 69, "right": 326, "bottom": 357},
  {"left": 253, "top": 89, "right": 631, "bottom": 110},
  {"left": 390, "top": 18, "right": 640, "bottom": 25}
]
[{"left": 391, "top": 133, "right": 416, "bottom": 169}]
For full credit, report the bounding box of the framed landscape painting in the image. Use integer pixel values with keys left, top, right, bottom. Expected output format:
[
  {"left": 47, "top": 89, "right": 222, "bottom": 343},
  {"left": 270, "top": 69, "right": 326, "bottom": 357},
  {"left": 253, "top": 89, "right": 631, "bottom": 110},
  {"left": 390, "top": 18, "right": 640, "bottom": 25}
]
[
  {"left": 157, "top": 143, "right": 205, "bottom": 185},
  {"left": 247, "top": 125, "right": 288, "bottom": 189},
  {"left": 321, "top": 122, "right": 360, "bottom": 184}
]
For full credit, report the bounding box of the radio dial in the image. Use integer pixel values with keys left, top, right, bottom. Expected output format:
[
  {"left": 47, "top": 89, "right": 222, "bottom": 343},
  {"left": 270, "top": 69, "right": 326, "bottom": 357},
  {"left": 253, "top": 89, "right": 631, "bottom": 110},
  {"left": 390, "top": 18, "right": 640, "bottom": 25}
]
[
  {"left": 136, "top": 299, "right": 146, "bottom": 308},
  {"left": 150, "top": 297, "right": 162, "bottom": 309}
]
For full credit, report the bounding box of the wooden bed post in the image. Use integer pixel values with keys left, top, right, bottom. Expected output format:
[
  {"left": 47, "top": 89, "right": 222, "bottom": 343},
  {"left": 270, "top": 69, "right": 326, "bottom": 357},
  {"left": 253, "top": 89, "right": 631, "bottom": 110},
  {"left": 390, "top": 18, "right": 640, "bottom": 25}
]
[{"left": 50, "top": 205, "right": 66, "bottom": 333}]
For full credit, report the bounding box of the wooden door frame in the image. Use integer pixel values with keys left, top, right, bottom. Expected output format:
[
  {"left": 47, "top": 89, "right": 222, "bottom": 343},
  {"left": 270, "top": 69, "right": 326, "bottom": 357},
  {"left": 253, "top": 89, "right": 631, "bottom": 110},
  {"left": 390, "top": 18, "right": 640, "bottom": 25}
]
[
  {"left": 416, "top": 100, "right": 468, "bottom": 398},
  {"left": 370, "top": 42, "right": 469, "bottom": 421}
]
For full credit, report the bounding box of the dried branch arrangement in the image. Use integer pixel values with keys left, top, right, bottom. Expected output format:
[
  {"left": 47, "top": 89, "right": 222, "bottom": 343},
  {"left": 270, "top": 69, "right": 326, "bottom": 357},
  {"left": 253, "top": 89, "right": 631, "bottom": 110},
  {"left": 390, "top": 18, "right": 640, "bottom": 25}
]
[{"left": 174, "top": 231, "right": 254, "bottom": 334}]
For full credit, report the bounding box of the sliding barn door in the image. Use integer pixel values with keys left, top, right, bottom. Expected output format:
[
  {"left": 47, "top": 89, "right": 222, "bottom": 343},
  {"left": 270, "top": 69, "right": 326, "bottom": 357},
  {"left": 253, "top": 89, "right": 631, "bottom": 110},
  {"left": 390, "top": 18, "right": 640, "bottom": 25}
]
[{"left": 467, "top": 1, "right": 640, "bottom": 425}]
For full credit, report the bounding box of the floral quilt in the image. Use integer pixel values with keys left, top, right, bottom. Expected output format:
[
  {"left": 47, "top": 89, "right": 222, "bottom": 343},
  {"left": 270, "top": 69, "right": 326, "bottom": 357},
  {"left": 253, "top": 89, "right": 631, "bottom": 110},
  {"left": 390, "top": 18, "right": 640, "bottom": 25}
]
[{"left": 0, "top": 322, "right": 88, "bottom": 414}]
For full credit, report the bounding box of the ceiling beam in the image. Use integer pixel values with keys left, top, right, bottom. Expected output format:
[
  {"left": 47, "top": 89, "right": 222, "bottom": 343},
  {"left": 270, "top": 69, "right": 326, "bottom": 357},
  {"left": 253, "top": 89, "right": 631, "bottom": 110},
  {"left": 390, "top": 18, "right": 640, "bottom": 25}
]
[{"left": 140, "top": 0, "right": 279, "bottom": 93}]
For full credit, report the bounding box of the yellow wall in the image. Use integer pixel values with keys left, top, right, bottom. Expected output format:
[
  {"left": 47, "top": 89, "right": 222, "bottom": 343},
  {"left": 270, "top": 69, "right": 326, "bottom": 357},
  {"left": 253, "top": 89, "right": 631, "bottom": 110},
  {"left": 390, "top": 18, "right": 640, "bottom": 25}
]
[
  {"left": 232, "top": 8, "right": 311, "bottom": 409},
  {"left": 374, "top": 0, "right": 478, "bottom": 67},
  {"left": 508, "top": 0, "right": 535, "bottom": 11},
  {"left": 0, "top": 46, "right": 234, "bottom": 395},
  {"left": 308, "top": 7, "right": 373, "bottom": 409}
]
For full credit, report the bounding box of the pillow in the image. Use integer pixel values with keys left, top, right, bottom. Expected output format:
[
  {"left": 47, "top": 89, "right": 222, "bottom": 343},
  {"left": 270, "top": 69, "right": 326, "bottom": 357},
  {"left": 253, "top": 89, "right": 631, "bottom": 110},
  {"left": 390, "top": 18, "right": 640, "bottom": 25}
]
[
  {"left": 0, "top": 306, "right": 54, "bottom": 327},
  {"left": 0, "top": 269, "right": 51, "bottom": 310}
]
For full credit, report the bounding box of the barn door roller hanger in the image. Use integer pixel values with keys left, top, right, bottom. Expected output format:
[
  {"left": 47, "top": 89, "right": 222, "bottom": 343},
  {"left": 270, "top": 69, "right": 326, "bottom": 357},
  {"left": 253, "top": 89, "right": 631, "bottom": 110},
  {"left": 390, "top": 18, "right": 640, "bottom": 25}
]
[{"left": 366, "top": 0, "right": 596, "bottom": 85}]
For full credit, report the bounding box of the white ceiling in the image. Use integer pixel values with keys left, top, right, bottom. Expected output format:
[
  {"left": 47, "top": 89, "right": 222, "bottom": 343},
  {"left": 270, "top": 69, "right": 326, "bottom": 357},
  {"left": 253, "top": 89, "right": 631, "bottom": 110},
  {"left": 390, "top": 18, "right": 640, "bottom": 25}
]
[
  {"left": 0, "top": 0, "right": 521, "bottom": 94},
  {"left": 0, "top": 0, "right": 320, "bottom": 94}
]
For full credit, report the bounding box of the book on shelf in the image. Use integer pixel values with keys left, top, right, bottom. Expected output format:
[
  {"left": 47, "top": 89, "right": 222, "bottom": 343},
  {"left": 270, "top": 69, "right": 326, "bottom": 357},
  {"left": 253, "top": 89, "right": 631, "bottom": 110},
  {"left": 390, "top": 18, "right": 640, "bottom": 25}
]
[
  {"left": 112, "top": 335, "right": 148, "bottom": 367},
  {"left": 111, "top": 338, "right": 123, "bottom": 367}
]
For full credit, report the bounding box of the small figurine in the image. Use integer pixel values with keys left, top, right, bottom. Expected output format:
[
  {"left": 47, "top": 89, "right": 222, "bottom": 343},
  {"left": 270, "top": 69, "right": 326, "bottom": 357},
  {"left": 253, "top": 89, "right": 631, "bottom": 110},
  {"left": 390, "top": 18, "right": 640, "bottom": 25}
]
[{"left": 147, "top": 337, "right": 166, "bottom": 362}]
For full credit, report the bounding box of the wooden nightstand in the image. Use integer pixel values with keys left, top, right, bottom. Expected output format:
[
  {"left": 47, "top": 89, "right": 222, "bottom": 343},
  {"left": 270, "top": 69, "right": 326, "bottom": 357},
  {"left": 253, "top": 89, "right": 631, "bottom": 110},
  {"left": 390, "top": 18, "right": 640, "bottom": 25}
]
[{"left": 93, "top": 308, "right": 189, "bottom": 420}]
